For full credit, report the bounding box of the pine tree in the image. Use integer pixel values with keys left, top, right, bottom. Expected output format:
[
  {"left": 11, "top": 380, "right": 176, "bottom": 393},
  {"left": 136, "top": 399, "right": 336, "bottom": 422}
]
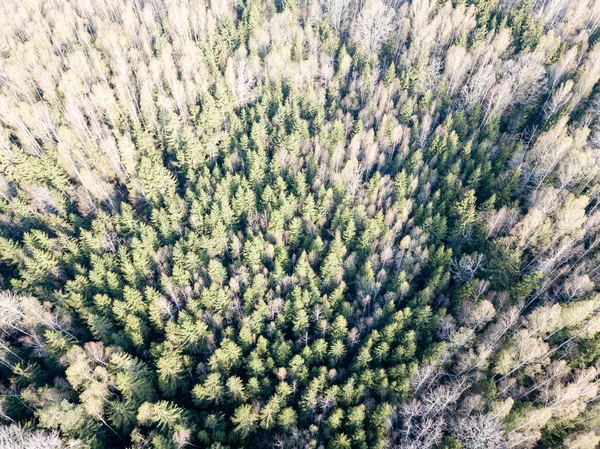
[
  {"left": 137, "top": 401, "right": 184, "bottom": 431},
  {"left": 399, "top": 99, "right": 413, "bottom": 124},
  {"left": 231, "top": 404, "right": 258, "bottom": 439},
  {"left": 383, "top": 62, "right": 396, "bottom": 87}
]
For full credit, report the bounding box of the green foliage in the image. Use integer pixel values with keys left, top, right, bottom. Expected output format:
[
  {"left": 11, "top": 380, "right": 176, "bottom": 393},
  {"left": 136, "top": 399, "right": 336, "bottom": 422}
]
[
  {"left": 383, "top": 62, "right": 396, "bottom": 87},
  {"left": 438, "top": 436, "right": 463, "bottom": 449},
  {"left": 0, "top": 1, "right": 598, "bottom": 449},
  {"left": 231, "top": 404, "right": 258, "bottom": 439}
]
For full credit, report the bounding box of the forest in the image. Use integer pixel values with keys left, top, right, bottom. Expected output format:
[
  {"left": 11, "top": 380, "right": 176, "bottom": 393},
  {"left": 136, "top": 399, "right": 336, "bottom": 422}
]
[{"left": 0, "top": 0, "right": 599, "bottom": 448}]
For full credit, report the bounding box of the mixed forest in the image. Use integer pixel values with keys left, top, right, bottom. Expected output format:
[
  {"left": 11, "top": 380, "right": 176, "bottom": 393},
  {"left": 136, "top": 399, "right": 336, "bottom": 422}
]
[{"left": 0, "top": 0, "right": 600, "bottom": 448}]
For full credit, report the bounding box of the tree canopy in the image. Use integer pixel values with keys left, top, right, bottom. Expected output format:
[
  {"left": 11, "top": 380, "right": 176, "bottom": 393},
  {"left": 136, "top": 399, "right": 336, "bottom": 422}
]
[{"left": 0, "top": 0, "right": 599, "bottom": 448}]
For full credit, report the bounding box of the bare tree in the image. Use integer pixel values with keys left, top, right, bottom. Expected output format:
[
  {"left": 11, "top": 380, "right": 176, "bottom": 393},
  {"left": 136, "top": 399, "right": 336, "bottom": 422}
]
[
  {"left": 453, "top": 414, "right": 505, "bottom": 449},
  {"left": 450, "top": 254, "right": 485, "bottom": 284},
  {"left": 323, "top": 0, "right": 349, "bottom": 34},
  {"left": 0, "top": 425, "right": 65, "bottom": 449},
  {"left": 351, "top": 0, "right": 395, "bottom": 54},
  {"left": 445, "top": 46, "right": 473, "bottom": 98}
]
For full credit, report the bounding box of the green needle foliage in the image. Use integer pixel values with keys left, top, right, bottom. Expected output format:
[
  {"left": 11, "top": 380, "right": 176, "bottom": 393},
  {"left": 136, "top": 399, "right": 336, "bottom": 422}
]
[{"left": 0, "top": 0, "right": 599, "bottom": 449}]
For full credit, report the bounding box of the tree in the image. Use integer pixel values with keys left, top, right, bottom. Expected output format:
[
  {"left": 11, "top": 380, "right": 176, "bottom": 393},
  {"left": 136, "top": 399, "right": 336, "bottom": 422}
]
[
  {"left": 563, "top": 431, "right": 600, "bottom": 449},
  {"left": 494, "top": 330, "right": 550, "bottom": 377},
  {"left": 351, "top": 0, "right": 395, "bottom": 54},
  {"left": 0, "top": 425, "right": 63, "bottom": 449},
  {"left": 384, "top": 62, "right": 396, "bottom": 87},
  {"left": 449, "top": 254, "right": 485, "bottom": 284},
  {"left": 453, "top": 414, "right": 504, "bottom": 449},
  {"left": 137, "top": 401, "right": 185, "bottom": 431},
  {"left": 110, "top": 351, "right": 156, "bottom": 404},
  {"left": 107, "top": 400, "right": 137, "bottom": 434},
  {"left": 226, "top": 376, "right": 247, "bottom": 403},
  {"left": 0, "top": 1, "right": 599, "bottom": 448},
  {"left": 259, "top": 395, "right": 281, "bottom": 430},
  {"left": 231, "top": 404, "right": 258, "bottom": 439},
  {"left": 193, "top": 373, "right": 224, "bottom": 406},
  {"left": 155, "top": 345, "right": 187, "bottom": 397}
]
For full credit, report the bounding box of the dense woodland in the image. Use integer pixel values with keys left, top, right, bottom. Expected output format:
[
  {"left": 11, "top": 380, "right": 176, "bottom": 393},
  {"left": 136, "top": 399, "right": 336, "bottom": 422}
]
[{"left": 0, "top": 0, "right": 599, "bottom": 448}]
